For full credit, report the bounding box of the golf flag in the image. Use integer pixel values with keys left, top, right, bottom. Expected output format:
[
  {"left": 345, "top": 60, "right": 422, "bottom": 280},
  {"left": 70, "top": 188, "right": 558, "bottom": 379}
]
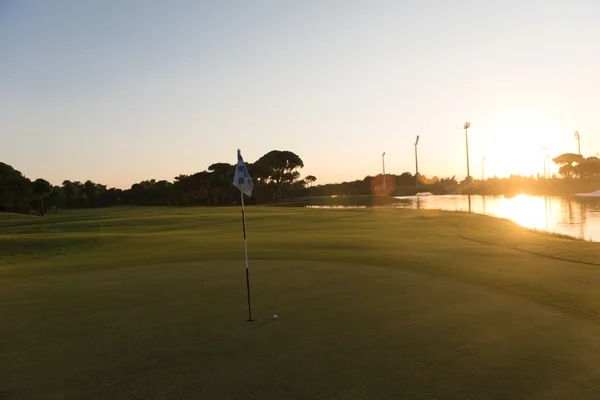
[
  {"left": 233, "top": 149, "right": 254, "bottom": 322},
  {"left": 233, "top": 149, "right": 253, "bottom": 197}
]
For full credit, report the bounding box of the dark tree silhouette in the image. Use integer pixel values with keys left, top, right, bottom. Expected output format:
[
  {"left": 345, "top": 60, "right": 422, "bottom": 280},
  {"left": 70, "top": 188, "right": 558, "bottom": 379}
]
[
  {"left": 256, "top": 150, "right": 304, "bottom": 203},
  {"left": 553, "top": 153, "right": 585, "bottom": 178},
  {"left": 0, "top": 163, "right": 32, "bottom": 213},
  {"left": 247, "top": 162, "right": 272, "bottom": 204},
  {"left": 579, "top": 157, "right": 600, "bottom": 178},
  {"left": 33, "top": 179, "right": 52, "bottom": 216}
]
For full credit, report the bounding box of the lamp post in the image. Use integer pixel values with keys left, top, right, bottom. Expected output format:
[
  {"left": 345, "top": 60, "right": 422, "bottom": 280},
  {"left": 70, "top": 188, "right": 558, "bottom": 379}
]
[
  {"left": 482, "top": 156, "right": 486, "bottom": 181},
  {"left": 574, "top": 131, "right": 581, "bottom": 155},
  {"left": 541, "top": 146, "right": 548, "bottom": 179},
  {"left": 414, "top": 135, "right": 420, "bottom": 190},
  {"left": 382, "top": 152, "right": 386, "bottom": 194},
  {"left": 464, "top": 122, "right": 471, "bottom": 179}
]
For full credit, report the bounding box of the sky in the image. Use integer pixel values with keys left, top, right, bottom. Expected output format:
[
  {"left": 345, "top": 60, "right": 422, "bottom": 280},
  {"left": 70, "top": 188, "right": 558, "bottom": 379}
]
[{"left": 1, "top": 0, "right": 599, "bottom": 188}]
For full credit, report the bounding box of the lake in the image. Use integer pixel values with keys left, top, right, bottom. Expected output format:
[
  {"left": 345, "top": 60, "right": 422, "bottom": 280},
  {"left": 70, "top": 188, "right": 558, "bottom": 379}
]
[{"left": 393, "top": 195, "right": 600, "bottom": 242}]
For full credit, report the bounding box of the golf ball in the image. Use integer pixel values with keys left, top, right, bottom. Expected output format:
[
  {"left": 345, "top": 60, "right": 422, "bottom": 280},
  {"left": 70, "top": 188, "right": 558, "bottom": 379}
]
[{"left": 273, "top": 314, "right": 278, "bottom": 319}]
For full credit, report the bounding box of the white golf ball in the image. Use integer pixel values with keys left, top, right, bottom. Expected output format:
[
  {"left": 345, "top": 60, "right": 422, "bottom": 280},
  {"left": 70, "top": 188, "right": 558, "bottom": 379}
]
[{"left": 273, "top": 314, "right": 278, "bottom": 319}]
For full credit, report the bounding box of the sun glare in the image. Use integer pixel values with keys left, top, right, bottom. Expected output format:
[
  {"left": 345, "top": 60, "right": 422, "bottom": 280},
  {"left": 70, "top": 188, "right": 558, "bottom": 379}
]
[
  {"left": 494, "top": 194, "right": 547, "bottom": 230},
  {"left": 479, "top": 111, "right": 563, "bottom": 178}
]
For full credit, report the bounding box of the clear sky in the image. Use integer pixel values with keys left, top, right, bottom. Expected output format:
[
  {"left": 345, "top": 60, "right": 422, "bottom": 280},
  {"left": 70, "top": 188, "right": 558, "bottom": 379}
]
[{"left": 1, "top": 0, "right": 599, "bottom": 188}]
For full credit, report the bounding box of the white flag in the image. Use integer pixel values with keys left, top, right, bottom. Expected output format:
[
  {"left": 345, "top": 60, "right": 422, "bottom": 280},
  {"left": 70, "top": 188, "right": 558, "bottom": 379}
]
[{"left": 233, "top": 149, "right": 253, "bottom": 197}]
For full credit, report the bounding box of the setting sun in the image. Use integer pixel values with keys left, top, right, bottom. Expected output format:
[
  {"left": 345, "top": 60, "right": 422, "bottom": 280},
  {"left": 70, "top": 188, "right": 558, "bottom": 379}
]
[{"left": 476, "top": 111, "right": 566, "bottom": 178}]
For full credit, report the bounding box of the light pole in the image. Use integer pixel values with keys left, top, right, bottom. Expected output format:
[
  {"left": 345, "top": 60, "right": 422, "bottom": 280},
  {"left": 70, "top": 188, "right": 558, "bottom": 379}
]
[
  {"left": 574, "top": 131, "right": 581, "bottom": 155},
  {"left": 382, "top": 152, "right": 386, "bottom": 194},
  {"left": 482, "top": 155, "right": 487, "bottom": 214},
  {"left": 482, "top": 156, "right": 486, "bottom": 181},
  {"left": 464, "top": 122, "right": 471, "bottom": 179},
  {"left": 541, "top": 146, "right": 548, "bottom": 179},
  {"left": 414, "top": 135, "right": 420, "bottom": 190}
]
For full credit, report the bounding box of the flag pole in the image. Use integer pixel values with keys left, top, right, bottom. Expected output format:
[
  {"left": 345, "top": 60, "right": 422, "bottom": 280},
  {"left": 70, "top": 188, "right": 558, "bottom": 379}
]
[{"left": 241, "top": 191, "right": 254, "bottom": 323}]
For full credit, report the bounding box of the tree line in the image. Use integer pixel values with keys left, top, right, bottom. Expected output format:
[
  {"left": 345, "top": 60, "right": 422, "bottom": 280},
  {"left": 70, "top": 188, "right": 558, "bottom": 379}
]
[
  {"left": 552, "top": 153, "right": 600, "bottom": 179},
  {"left": 2, "top": 150, "right": 600, "bottom": 216},
  {"left": 0, "top": 150, "right": 313, "bottom": 215},
  {"left": 313, "top": 152, "right": 600, "bottom": 198}
]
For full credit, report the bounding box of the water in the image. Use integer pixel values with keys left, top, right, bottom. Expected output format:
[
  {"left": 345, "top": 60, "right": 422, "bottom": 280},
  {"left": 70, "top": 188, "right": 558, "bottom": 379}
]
[{"left": 394, "top": 195, "right": 600, "bottom": 242}]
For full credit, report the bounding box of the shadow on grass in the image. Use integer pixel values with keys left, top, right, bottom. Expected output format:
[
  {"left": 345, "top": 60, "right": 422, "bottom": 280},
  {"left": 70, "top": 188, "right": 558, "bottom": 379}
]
[
  {"left": 252, "top": 318, "right": 279, "bottom": 330},
  {"left": 458, "top": 235, "right": 600, "bottom": 267}
]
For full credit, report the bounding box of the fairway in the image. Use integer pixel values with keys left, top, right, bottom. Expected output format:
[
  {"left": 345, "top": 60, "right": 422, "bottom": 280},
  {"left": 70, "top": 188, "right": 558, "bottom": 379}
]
[{"left": 2, "top": 207, "right": 600, "bottom": 399}]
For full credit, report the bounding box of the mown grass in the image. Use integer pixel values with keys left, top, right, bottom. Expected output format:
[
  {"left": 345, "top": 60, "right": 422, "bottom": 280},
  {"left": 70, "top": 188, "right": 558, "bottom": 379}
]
[
  {"left": 279, "top": 194, "right": 411, "bottom": 207},
  {"left": 2, "top": 206, "right": 600, "bottom": 399}
]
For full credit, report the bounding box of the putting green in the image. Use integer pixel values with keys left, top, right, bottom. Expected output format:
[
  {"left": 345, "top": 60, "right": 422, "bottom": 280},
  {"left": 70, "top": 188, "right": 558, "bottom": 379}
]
[{"left": 4, "top": 259, "right": 600, "bottom": 399}]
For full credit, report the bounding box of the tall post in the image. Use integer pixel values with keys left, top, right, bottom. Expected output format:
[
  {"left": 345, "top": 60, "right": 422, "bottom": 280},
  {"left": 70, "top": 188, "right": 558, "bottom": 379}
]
[
  {"left": 543, "top": 156, "right": 547, "bottom": 179},
  {"left": 240, "top": 191, "right": 253, "bottom": 323},
  {"left": 542, "top": 146, "right": 548, "bottom": 179},
  {"left": 481, "top": 156, "right": 486, "bottom": 215},
  {"left": 574, "top": 131, "right": 581, "bottom": 155},
  {"left": 382, "top": 152, "right": 386, "bottom": 194},
  {"left": 482, "top": 156, "right": 486, "bottom": 181},
  {"left": 415, "top": 135, "right": 420, "bottom": 190},
  {"left": 464, "top": 122, "right": 471, "bottom": 179}
]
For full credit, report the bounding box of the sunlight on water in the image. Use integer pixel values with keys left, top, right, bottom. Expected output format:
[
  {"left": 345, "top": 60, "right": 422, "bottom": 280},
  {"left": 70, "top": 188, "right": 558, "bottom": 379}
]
[
  {"left": 393, "top": 195, "right": 600, "bottom": 242},
  {"left": 493, "top": 195, "right": 549, "bottom": 231}
]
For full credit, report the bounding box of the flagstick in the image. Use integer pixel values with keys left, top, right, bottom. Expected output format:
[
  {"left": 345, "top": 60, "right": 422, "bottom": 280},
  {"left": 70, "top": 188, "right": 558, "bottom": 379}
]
[{"left": 241, "top": 191, "right": 254, "bottom": 323}]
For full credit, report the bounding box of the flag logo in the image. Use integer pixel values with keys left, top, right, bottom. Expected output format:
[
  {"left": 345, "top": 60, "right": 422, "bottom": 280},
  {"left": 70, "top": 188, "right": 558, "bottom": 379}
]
[{"left": 233, "top": 150, "right": 253, "bottom": 197}]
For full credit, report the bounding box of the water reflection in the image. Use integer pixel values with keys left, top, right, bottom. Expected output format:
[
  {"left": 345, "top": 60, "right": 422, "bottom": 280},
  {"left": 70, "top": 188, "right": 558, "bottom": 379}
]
[{"left": 393, "top": 195, "right": 600, "bottom": 242}]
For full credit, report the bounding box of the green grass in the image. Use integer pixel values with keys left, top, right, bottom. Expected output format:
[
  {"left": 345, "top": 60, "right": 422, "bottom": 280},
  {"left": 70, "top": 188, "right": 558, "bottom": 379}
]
[
  {"left": 2, "top": 206, "right": 600, "bottom": 399},
  {"left": 280, "top": 194, "right": 410, "bottom": 207}
]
